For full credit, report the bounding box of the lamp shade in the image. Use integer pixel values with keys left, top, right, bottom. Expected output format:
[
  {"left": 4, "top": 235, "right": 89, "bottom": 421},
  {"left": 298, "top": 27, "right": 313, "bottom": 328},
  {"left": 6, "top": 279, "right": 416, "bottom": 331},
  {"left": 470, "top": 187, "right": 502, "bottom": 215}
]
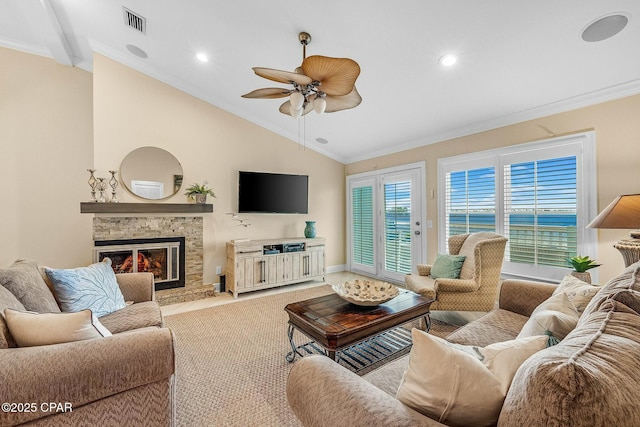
[{"left": 587, "top": 194, "right": 640, "bottom": 229}]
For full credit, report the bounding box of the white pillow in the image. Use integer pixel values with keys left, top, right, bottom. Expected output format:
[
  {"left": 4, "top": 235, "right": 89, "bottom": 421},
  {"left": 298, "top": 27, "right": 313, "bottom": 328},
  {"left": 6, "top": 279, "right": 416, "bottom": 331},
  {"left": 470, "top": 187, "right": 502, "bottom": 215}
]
[
  {"left": 480, "top": 335, "right": 548, "bottom": 394},
  {"left": 517, "top": 292, "right": 580, "bottom": 340},
  {"left": 3, "top": 308, "right": 111, "bottom": 347},
  {"left": 553, "top": 274, "right": 601, "bottom": 313},
  {"left": 396, "top": 329, "right": 548, "bottom": 426}
]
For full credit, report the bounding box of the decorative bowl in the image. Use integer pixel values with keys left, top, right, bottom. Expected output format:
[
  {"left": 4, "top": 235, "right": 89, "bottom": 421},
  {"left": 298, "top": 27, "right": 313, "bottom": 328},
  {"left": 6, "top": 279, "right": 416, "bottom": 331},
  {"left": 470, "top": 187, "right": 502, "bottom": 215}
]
[{"left": 332, "top": 280, "right": 399, "bottom": 306}]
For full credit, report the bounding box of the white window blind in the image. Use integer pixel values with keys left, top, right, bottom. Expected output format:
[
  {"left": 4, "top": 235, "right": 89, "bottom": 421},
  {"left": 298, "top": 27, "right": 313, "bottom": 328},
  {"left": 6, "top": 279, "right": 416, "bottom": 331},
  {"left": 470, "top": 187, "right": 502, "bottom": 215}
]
[
  {"left": 504, "top": 156, "right": 577, "bottom": 269},
  {"left": 351, "top": 185, "right": 374, "bottom": 267},
  {"left": 446, "top": 167, "right": 496, "bottom": 240}
]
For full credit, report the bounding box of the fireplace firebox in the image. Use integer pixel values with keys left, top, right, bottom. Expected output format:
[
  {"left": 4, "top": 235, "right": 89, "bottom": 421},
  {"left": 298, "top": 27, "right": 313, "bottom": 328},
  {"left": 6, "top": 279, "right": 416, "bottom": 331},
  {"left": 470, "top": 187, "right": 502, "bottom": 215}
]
[{"left": 93, "top": 237, "right": 185, "bottom": 290}]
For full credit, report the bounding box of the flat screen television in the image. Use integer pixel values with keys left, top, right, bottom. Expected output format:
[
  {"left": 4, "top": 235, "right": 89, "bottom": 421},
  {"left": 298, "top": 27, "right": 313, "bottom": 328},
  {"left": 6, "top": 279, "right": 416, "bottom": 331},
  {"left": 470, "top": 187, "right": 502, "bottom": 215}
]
[{"left": 238, "top": 171, "right": 309, "bottom": 214}]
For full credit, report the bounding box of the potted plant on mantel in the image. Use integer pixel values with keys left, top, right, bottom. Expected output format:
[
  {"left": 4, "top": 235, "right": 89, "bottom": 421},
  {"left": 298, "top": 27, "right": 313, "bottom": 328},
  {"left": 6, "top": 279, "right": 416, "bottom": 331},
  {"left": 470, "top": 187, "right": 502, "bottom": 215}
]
[
  {"left": 568, "top": 255, "right": 601, "bottom": 284},
  {"left": 184, "top": 181, "right": 216, "bottom": 204}
]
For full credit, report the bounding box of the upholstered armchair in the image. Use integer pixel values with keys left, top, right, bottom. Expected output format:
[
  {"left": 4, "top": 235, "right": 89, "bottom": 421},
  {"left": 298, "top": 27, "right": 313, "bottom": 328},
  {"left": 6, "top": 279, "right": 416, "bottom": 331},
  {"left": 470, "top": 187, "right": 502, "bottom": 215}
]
[{"left": 405, "top": 232, "right": 507, "bottom": 312}]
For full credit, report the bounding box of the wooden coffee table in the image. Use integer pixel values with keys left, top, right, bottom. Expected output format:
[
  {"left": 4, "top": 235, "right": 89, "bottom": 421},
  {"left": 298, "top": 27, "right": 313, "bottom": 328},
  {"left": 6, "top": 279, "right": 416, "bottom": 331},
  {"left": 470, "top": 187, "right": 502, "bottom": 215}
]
[{"left": 284, "top": 288, "right": 433, "bottom": 362}]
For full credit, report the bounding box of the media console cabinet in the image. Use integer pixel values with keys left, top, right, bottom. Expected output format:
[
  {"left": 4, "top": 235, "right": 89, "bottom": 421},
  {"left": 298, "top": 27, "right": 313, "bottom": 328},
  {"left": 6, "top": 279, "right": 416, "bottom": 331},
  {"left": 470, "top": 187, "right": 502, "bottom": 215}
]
[{"left": 225, "top": 237, "right": 326, "bottom": 298}]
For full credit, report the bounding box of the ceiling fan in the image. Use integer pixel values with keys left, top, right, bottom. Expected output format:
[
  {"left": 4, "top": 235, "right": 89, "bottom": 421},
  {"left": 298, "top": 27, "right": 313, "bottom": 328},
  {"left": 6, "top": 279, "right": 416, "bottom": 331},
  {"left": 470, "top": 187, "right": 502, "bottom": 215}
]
[{"left": 241, "top": 32, "right": 362, "bottom": 118}]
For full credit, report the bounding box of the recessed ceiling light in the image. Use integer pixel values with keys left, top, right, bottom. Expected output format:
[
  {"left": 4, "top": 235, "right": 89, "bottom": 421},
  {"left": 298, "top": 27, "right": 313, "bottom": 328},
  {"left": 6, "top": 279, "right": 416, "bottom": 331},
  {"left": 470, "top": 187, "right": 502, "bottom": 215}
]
[
  {"left": 126, "top": 44, "right": 147, "bottom": 59},
  {"left": 582, "top": 13, "right": 629, "bottom": 42},
  {"left": 438, "top": 54, "right": 457, "bottom": 67},
  {"left": 316, "top": 138, "right": 328, "bottom": 144},
  {"left": 196, "top": 52, "right": 209, "bottom": 63}
]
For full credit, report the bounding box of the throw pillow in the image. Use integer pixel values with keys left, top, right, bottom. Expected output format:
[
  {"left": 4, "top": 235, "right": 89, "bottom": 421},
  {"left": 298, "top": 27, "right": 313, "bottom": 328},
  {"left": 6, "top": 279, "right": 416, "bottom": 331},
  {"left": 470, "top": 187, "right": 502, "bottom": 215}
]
[
  {"left": 430, "top": 253, "right": 466, "bottom": 279},
  {"left": 480, "top": 335, "right": 549, "bottom": 395},
  {"left": 396, "top": 329, "right": 504, "bottom": 427},
  {"left": 0, "top": 284, "right": 26, "bottom": 349},
  {"left": 553, "top": 274, "right": 601, "bottom": 313},
  {"left": 517, "top": 292, "right": 580, "bottom": 340},
  {"left": 0, "top": 260, "right": 60, "bottom": 313},
  {"left": 3, "top": 308, "right": 111, "bottom": 347},
  {"left": 45, "top": 259, "right": 126, "bottom": 318}
]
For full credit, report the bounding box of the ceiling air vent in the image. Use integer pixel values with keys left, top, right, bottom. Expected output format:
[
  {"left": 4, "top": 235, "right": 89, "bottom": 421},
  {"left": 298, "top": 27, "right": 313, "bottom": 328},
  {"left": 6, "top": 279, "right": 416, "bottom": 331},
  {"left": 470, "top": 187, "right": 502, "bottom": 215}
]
[{"left": 123, "top": 7, "right": 146, "bottom": 34}]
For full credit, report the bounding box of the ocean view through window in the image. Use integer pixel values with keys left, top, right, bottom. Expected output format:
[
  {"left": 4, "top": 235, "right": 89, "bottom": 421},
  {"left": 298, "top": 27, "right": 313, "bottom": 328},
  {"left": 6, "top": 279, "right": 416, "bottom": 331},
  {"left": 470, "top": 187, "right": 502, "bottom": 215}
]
[{"left": 439, "top": 133, "right": 597, "bottom": 281}]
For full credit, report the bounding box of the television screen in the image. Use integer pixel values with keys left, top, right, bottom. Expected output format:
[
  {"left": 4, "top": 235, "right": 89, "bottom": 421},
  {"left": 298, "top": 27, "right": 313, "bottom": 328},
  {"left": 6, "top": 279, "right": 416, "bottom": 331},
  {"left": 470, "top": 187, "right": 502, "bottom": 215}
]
[{"left": 238, "top": 171, "right": 309, "bottom": 214}]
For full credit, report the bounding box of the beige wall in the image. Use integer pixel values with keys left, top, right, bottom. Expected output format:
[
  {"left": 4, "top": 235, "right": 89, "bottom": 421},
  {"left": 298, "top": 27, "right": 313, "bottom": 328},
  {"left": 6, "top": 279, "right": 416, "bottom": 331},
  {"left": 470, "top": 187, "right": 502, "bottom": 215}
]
[
  {"left": 346, "top": 95, "right": 640, "bottom": 282},
  {"left": 0, "top": 48, "right": 94, "bottom": 267}
]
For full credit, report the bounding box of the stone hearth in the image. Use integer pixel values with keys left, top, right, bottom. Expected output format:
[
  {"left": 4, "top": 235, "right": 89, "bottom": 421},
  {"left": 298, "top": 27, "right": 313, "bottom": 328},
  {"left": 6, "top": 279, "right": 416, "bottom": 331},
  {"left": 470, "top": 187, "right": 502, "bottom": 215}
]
[{"left": 93, "top": 216, "right": 215, "bottom": 305}]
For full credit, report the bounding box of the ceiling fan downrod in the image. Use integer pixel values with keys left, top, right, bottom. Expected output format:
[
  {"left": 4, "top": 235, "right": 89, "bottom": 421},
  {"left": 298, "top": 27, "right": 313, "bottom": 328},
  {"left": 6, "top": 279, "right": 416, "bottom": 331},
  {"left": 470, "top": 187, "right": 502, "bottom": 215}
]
[{"left": 299, "top": 32, "right": 311, "bottom": 60}]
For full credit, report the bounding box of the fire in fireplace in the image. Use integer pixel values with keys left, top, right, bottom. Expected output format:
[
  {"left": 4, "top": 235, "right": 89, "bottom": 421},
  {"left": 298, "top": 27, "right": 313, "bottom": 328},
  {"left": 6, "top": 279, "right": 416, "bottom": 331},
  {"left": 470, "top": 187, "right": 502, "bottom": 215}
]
[{"left": 93, "top": 237, "right": 185, "bottom": 290}]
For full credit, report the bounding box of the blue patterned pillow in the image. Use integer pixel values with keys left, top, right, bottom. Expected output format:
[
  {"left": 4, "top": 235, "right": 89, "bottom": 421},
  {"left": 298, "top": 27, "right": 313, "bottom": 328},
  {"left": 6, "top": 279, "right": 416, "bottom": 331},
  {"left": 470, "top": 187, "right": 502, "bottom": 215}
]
[{"left": 45, "top": 259, "right": 126, "bottom": 318}]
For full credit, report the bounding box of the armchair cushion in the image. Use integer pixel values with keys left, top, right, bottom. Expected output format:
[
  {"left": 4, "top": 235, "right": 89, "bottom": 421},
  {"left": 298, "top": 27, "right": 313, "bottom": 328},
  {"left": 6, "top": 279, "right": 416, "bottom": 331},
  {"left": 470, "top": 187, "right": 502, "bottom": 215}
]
[
  {"left": 0, "top": 260, "right": 60, "bottom": 313},
  {"left": 430, "top": 254, "right": 466, "bottom": 279},
  {"left": 3, "top": 308, "right": 111, "bottom": 347},
  {"left": 45, "top": 259, "right": 127, "bottom": 317}
]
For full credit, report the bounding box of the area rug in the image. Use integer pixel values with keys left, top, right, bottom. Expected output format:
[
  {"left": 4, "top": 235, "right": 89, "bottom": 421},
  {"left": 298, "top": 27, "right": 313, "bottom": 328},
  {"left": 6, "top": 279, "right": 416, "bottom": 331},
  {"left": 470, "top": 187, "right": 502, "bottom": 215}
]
[{"left": 164, "top": 284, "right": 458, "bottom": 427}]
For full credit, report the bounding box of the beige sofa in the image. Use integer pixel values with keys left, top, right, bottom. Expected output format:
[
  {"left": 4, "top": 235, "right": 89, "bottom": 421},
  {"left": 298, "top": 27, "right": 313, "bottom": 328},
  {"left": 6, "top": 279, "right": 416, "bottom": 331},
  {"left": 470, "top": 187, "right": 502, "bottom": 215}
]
[
  {"left": 0, "top": 262, "right": 175, "bottom": 426},
  {"left": 287, "top": 263, "right": 640, "bottom": 426}
]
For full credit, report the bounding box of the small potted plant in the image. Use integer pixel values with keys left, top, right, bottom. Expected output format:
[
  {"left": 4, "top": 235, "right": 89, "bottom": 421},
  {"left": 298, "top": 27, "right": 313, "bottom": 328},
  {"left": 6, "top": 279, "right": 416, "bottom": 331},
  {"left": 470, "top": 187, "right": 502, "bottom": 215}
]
[
  {"left": 184, "top": 181, "right": 216, "bottom": 204},
  {"left": 568, "top": 255, "right": 601, "bottom": 283}
]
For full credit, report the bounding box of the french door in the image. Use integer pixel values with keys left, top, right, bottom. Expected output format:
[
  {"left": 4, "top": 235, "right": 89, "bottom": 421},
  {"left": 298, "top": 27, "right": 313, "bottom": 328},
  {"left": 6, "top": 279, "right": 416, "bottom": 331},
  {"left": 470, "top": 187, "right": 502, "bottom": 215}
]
[{"left": 347, "top": 163, "right": 425, "bottom": 283}]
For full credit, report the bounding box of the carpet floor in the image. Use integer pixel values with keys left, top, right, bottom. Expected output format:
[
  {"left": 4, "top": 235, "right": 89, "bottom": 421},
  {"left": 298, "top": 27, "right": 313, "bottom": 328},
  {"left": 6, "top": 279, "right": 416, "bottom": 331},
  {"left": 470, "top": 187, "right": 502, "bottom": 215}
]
[{"left": 164, "top": 284, "right": 458, "bottom": 427}]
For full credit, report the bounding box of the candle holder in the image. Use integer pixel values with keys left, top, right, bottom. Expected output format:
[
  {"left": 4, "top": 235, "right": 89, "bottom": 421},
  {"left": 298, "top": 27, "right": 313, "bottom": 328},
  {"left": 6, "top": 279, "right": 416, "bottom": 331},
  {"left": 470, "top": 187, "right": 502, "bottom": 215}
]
[
  {"left": 87, "top": 169, "right": 97, "bottom": 202},
  {"left": 108, "top": 170, "right": 119, "bottom": 203},
  {"left": 96, "top": 178, "right": 108, "bottom": 203}
]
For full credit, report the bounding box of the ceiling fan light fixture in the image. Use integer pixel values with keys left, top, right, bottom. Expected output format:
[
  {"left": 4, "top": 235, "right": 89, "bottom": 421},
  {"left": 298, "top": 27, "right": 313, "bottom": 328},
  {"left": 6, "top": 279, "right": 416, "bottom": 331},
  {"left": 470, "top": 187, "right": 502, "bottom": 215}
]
[
  {"left": 313, "top": 97, "right": 327, "bottom": 114},
  {"left": 290, "top": 91, "right": 305, "bottom": 110},
  {"left": 290, "top": 104, "right": 303, "bottom": 118}
]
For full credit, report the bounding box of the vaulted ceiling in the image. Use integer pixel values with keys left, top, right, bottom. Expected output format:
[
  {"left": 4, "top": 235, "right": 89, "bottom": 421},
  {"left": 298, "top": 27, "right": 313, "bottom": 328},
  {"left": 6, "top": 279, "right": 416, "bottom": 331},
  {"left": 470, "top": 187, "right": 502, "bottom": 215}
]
[{"left": 2, "top": 1, "right": 639, "bottom": 163}]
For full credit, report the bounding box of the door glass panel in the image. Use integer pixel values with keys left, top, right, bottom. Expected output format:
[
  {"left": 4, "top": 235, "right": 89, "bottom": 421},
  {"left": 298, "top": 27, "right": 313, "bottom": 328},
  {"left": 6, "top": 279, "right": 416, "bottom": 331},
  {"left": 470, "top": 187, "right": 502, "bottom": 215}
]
[
  {"left": 352, "top": 185, "right": 374, "bottom": 268},
  {"left": 384, "top": 180, "right": 412, "bottom": 275}
]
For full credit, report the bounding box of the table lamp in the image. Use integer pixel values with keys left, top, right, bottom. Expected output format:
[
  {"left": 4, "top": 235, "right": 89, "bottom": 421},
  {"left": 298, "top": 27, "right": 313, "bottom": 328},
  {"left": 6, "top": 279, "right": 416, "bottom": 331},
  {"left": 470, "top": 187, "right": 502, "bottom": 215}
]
[{"left": 587, "top": 194, "right": 640, "bottom": 267}]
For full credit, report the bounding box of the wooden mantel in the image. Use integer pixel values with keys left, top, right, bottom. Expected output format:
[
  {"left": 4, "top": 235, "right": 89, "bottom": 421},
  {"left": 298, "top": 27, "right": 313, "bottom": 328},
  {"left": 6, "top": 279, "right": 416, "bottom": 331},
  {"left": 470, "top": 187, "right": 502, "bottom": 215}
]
[{"left": 80, "top": 202, "right": 213, "bottom": 214}]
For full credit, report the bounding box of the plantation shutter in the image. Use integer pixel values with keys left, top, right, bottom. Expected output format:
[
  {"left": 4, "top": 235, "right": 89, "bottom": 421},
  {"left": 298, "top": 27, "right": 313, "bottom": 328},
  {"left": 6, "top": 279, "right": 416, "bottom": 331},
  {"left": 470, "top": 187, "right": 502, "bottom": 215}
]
[
  {"left": 352, "top": 185, "right": 374, "bottom": 267},
  {"left": 504, "top": 156, "right": 577, "bottom": 268},
  {"left": 445, "top": 167, "right": 496, "bottom": 247},
  {"left": 384, "top": 180, "right": 412, "bottom": 274}
]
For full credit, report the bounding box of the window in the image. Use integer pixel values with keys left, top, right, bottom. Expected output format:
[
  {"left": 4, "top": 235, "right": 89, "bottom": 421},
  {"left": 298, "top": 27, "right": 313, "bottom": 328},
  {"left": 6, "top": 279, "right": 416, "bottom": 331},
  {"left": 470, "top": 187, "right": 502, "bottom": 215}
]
[
  {"left": 446, "top": 167, "right": 496, "bottom": 236},
  {"left": 439, "top": 132, "right": 597, "bottom": 282}
]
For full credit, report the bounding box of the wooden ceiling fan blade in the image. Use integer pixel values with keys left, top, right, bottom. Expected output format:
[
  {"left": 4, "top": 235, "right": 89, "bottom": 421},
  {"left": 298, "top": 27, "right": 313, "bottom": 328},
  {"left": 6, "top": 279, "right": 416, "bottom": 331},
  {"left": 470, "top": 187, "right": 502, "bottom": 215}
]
[
  {"left": 301, "top": 55, "right": 361, "bottom": 96},
  {"left": 323, "top": 86, "right": 362, "bottom": 113},
  {"left": 241, "top": 88, "right": 291, "bottom": 99},
  {"left": 253, "top": 67, "right": 313, "bottom": 85}
]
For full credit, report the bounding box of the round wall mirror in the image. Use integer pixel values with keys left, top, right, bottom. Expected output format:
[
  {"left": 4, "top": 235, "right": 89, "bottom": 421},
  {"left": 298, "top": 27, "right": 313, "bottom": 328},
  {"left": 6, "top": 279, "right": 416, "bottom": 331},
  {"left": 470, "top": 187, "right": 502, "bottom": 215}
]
[{"left": 120, "top": 147, "right": 183, "bottom": 200}]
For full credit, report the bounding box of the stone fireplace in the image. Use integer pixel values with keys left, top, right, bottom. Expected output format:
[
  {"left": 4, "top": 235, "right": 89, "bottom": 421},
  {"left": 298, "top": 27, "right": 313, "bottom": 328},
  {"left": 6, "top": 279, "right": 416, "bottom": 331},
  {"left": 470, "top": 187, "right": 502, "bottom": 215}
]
[{"left": 92, "top": 216, "right": 215, "bottom": 305}]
